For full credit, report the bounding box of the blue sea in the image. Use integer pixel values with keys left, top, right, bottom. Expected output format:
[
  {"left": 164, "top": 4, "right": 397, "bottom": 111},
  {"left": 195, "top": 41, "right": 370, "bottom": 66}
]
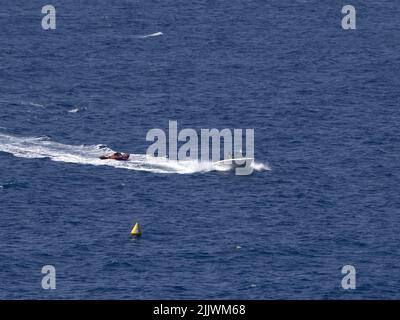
[{"left": 1, "top": 0, "right": 400, "bottom": 299}]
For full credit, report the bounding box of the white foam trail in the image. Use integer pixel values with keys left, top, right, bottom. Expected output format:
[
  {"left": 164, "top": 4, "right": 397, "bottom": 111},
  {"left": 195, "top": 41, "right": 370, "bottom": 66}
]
[
  {"left": 138, "top": 32, "right": 163, "bottom": 38},
  {"left": 68, "top": 108, "right": 80, "bottom": 113},
  {"left": 252, "top": 161, "right": 271, "bottom": 171},
  {"left": 0, "top": 133, "right": 269, "bottom": 175}
]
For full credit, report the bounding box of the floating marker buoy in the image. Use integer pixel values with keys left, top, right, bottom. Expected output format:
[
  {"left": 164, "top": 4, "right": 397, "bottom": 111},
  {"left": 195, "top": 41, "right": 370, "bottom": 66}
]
[{"left": 131, "top": 223, "right": 141, "bottom": 237}]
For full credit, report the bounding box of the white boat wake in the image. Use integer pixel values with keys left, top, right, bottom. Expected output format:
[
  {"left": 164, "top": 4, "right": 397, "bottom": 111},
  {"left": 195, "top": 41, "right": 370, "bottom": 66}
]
[{"left": 0, "top": 132, "right": 270, "bottom": 175}]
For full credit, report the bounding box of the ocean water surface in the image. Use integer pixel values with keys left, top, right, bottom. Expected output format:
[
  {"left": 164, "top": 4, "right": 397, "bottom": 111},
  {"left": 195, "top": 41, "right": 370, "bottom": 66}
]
[{"left": 1, "top": 0, "right": 400, "bottom": 299}]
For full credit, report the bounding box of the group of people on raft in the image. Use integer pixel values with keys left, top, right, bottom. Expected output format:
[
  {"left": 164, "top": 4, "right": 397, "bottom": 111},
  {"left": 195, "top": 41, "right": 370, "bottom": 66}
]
[{"left": 99, "top": 152, "right": 130, "bottom": 161}]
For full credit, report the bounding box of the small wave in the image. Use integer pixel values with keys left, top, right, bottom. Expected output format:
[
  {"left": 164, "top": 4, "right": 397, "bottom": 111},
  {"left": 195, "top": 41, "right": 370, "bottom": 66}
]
[
  {"left": 137, "top": 32, "right": 163, "bottom": 38},
  {"left": 21, "top": 101, "right": 45, "bottom": 107},
  {"left": 68, "top": 106, "right": 87, "bottom": 113},
  {"left": 252, "top": 161, "right": 271, "bottom": 171},
  {"left": 0, "top": 181, "right": 28, "bottom": 190},
  {"left": 30, "top": 102, "right": 44, "bottom": 107},
  {"left": 0, "top": 132, "right": 269, "bottom": 175}
]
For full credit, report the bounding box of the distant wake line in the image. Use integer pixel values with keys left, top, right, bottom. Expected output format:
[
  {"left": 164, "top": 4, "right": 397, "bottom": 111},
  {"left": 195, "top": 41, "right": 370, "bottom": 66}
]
[{"left": 0, "top": 133, "right": 270, "bottom": 175}]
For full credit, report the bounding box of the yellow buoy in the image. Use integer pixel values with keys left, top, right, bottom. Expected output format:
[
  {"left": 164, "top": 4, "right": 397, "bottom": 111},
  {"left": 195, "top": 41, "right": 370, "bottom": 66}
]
[{"left": 130, "top": 223, "right": 142, "bottom": 237}]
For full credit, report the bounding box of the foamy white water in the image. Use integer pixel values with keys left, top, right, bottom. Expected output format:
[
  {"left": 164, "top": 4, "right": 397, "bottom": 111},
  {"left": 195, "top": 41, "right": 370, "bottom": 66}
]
[{"left": 0, "top": 133, "right": 269, "bottom": 174}]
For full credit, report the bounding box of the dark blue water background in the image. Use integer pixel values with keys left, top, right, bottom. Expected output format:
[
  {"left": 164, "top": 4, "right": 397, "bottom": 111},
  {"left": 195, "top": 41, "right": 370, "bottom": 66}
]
[{"left": 1, "top": 0, "right": 400, "bottom": 299}]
